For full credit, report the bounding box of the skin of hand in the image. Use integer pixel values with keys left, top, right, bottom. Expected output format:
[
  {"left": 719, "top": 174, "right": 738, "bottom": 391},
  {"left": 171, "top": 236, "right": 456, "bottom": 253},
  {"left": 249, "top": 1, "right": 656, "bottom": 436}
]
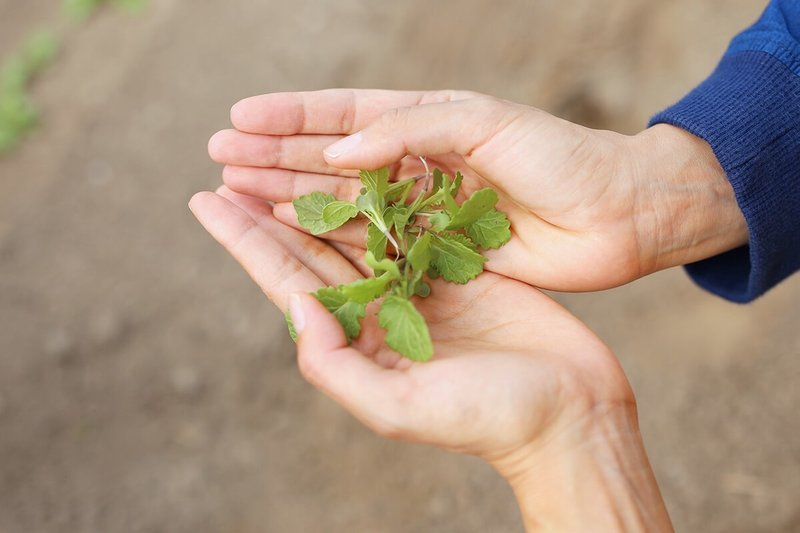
[
  {"left": 208, "top": 89, "right": 749, "bottom": 291},
  {"left": 189, "top": 186, "right": 673, "bottom": 532}
]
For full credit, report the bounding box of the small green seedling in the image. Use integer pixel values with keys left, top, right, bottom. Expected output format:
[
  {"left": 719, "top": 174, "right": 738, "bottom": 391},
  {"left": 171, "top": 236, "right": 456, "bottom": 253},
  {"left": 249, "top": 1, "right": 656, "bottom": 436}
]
[
  {"left": 0, "top": 33, "right": 58, "bottom": 155},
  {"left": 64, "top": 0, "right": 148, "bottom": 19},
  {"left": 288, "top": 160, "right": 511, "bottom": 362},
  {"left": 0, "top": 0, "right": 147, "bottom": 156}
]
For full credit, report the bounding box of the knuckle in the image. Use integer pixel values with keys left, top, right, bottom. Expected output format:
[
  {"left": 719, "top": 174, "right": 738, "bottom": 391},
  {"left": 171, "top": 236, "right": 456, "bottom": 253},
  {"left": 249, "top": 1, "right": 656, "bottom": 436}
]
[
  {"left": 225, "top": 217, "right": 260, "bottom": 252},
  {"left": 469, "top": 94, "right": 505, "bottom": 114},
  {"left": 379, "top": 106, "right": 411, "bottom": 129},
  {"left": 459, "top": 89, "right": 485, "bottom": 99},
  {"left": 423, "top": 89, "right": 483, "bottom": 104},
  {"left": 271, "top": 256, "right": 304, "bottom": 284},
  {"left": 255, "top": 252, "right": 306, "bottom": 299},
  {"left": 338, "top": 90, "right": 357, "bottom": 132},
  {"left": 305, "top": 237, "right": 330, "bottom": 260},
  {"left": 296, "top": 350, "right": 319, "bottom": 385},
  {"left": 333, "top": 179, "right": 354, "bottom": 201},
  {"left": 269, "top": 136, "right": 284, "bottom": 167},
  {"left": 288, "top": 170, "right": 303, "bottom": 198}
]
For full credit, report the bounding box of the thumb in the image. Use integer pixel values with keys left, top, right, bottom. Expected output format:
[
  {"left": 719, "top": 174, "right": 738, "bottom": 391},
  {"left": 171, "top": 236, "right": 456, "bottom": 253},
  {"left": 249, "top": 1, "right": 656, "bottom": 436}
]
[
  {"left": 322, "top": 96, "right": 524, "bottom": 169},
  {"left": 288, "top": 293, "right": 412, "bottom": 438}
]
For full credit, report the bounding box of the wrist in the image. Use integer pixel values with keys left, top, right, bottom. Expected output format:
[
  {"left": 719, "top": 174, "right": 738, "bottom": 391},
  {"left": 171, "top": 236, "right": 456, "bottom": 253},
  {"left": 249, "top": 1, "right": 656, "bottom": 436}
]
[
  {"left": 491, "top": 401, "right": 673, "bottom": 532},
  {"left": 629, "top": 124, "right": 748, "bottom": 273}
]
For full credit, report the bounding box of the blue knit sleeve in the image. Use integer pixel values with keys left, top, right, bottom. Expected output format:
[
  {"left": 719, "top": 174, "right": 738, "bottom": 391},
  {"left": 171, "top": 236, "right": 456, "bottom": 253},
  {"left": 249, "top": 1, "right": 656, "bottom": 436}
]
[{"left": 648, "top": 0, "right": 800, "bottom": 303}]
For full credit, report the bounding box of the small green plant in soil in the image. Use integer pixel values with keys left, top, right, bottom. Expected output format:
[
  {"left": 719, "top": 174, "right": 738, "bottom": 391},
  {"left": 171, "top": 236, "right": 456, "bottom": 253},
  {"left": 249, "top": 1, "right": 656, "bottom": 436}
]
[
  {"left": 1, "top": 0, "right": 147, "bottom": 156},
  {"left": 288, "top": 160, "right": 511, "bottom": 362},
  {"left": 0, "top": 33, "right": 58, "bottom": 155},
  {"left": 64, "top": 0, "right": 147, "bottom": 19}
]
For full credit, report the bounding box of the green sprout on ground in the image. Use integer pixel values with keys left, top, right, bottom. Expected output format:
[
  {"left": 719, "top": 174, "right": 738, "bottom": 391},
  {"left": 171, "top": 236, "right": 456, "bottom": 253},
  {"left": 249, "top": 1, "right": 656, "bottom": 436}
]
[
  {"left": 1, "top": 0, "right": 148, "bottom": 156},
  {"left": 288, "top": 160, "right": 512, "bottom": 361},
  {"left": 0, "top": 33, "right": 58, "bottom": 155},
  {"left": 64, "top": 0, "right": 148, "bottom": 19}
]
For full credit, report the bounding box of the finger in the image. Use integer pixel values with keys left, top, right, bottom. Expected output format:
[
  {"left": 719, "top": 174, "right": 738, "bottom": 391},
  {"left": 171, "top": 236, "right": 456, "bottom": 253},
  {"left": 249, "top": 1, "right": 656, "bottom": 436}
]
[
  {"left": 222, "top": 166, "right": 363, "bottom": 203},
  {"left": 230, "top": 89, "right": 478, "bottom": 135},
  {"left": 322, "top": 97, "right": 527, "bottom": 169},
  {"left": 189, "top": 191, "right": 324, "bottom": 310},
  {"left": 222, "top": 154, "right": 432, "bottom": 203},
  {"left": 208, "top": 130, "right": 358, "bottom": 176},
  {"left": 329, "top": 241, "right": 374, "bottom": 278},
  {"left": 289, "top": 292, "right": 413, "bottom": 439},
  {"left": 272, "top": 201, "right": 368, "bottom": 248},
  {"left": 214, "top": 186, "right": 364, "bottom": 286}
]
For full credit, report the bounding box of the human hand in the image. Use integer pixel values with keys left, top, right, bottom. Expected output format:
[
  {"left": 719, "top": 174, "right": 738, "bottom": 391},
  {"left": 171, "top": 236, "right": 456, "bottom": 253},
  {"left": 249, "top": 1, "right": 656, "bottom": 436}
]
[
  {"left": 209, "top": 89, "right": 747, "bottom": 291},
  {"left": 189, "top": 186, "right": 672, "bottom": 531}
]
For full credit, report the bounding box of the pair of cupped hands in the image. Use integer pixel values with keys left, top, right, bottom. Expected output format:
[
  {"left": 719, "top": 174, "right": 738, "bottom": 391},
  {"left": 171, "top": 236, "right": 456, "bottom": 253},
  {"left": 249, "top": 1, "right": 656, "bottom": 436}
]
[{"left": 191, "top": 89, "right": 747, "bottom": 530}]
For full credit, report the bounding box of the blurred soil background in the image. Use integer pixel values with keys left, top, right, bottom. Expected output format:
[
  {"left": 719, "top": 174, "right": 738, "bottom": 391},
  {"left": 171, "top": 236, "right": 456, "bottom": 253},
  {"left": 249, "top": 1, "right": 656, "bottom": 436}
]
[{"left": 1, "top": 0, "right": 799, "bottom": 531}]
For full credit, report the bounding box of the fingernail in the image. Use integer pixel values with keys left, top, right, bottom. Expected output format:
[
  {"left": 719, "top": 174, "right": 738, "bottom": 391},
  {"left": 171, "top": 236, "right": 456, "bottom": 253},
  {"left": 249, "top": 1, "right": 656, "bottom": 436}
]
[
  {"left": 288, "top": 293, "right": 306, "bottom": 334},
  {"left": 324, "top": 132, "right": 362, "bottom": 159}
]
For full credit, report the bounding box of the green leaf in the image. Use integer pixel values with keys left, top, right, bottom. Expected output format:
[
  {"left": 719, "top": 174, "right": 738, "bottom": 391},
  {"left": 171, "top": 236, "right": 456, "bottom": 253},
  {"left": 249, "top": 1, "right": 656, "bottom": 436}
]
[
  {"left": 293, "top": 192, "right": 337, "bottom": 235},
  {"left": 382, "top": 205, "right": 397, "bottom": 228},
  {"left": 365, "top": 251, "right": 401, "bottom": 278},
  {"left": 288, "top": 165, "right": 510, "bottom": 361},
  {"left": 445, "top": 188, "right": 498, "bottom": 229},
  {"left": 458, "top": 233, "right": 480, "bottom": 251},
  {"left": 322, "top": 200, "right": 358, "bottom": 229},
  {"left": 432, "top": 168, "right": 444, "bottom": 192},
  {"left": 451, "top": 171, "right": 464, "bottom": 198},
  {"left": 285, "top": 312, "right": 298, "bottom": 341},
  {"left": 429, "top": 211, "right": 450, "bottom": 232},
  {"left": 356, "top": 190, "right": 381, "bottom": 215},
  {"left": 65, "top": 0, "right": 146, "bottom": 18},
  {"left": 430, "top": 233, "right": 485, "bottom": 284},
  {"left": 378, "top": 296, "right": 433, "bottom": 361},
  {"left": 340, "top": 273, "right": 393, "bottom": 304},
  {"left": 406, "top": 232, "right": 431, "bottom": 271},
  {"left": 386, "top": 178, "right": 415, "bottom": 202},
  {"left": 392, "top": 206, "right": 412, "bottom": 237},
  {"left": 313, "top": 287, "right": 366, "bottom": 342},
  {"left": 359, "top": 167, "right": 389, "bottom": 197},
  {"left": 1, "top": 58, "right": 27, "bottom": 93},
  {"left": 414, "top": 280, "right": 431, "bottom": 297},
  {"left": 466, "top": 208, "right": 511, "bottom": 249},
  {"left": 112, "top": 0, "right": 147, "bottom": 13},
  {"left": 64, "top": 0, "right": 102, "bottom": 18},
  {"left": 366, "top": 223, "right": 388, "bottom": 261},
  {"left": 441, "top": 173, "right": 459, "bottom": 215},
  {"left": 21, "top": 33, "right": 58, "bottom": 76},
  {"left": 0, "top": 32, "right": 59, "bottom": 156}
]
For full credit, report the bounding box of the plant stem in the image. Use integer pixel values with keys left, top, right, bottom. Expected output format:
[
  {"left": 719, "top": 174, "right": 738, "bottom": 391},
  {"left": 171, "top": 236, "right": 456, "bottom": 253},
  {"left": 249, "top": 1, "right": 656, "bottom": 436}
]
[
  {"left": 407, "top": 157, "right": 433, "bottom": 214},
  {"left": 367, "top": 210, "right": 400, "bottom": 256},
  {"left": 419, "top": 156, "right": 431, "bottom": 194}
]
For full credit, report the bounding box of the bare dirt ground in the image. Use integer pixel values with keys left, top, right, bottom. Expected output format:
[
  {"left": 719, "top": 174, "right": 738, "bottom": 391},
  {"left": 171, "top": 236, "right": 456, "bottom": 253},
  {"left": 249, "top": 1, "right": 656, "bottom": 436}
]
[{"left": 1, "top": 1, "right": 799, "bottom": 531}]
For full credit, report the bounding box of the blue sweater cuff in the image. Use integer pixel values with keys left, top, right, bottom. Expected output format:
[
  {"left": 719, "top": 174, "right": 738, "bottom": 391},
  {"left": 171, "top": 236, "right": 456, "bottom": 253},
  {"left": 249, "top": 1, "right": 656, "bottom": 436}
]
[{"left": 649, "top": 50, "right": 800, "bottom": 303}]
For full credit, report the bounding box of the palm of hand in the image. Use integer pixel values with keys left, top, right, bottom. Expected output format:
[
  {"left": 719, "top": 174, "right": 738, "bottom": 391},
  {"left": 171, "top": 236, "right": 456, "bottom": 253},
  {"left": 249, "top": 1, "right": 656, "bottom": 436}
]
[
  {"left": 190, "top": 186, "right": 632, "bottom": 461},
  {"left": 209, "top": 89, "right": 647, "bottom": 292}
]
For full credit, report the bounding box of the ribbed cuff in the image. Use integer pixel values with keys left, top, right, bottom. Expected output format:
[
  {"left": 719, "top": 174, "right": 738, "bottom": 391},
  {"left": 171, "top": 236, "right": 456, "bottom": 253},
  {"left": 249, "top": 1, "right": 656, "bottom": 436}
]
[{"left": 649, "top": 50, "right": 800, "bottom": 303}]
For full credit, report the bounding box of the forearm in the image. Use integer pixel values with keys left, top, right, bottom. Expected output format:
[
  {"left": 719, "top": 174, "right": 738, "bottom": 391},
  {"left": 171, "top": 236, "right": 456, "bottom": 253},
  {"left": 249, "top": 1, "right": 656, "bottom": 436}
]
[
  {"left": 642, "top": 0, "right": 800, "bottom": 301},
  {"left": 493, "top": 403, "right": 673, "bottom": 532},
  {"left": 630, "top": 124, "right": 748, "bottom": 274}
]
